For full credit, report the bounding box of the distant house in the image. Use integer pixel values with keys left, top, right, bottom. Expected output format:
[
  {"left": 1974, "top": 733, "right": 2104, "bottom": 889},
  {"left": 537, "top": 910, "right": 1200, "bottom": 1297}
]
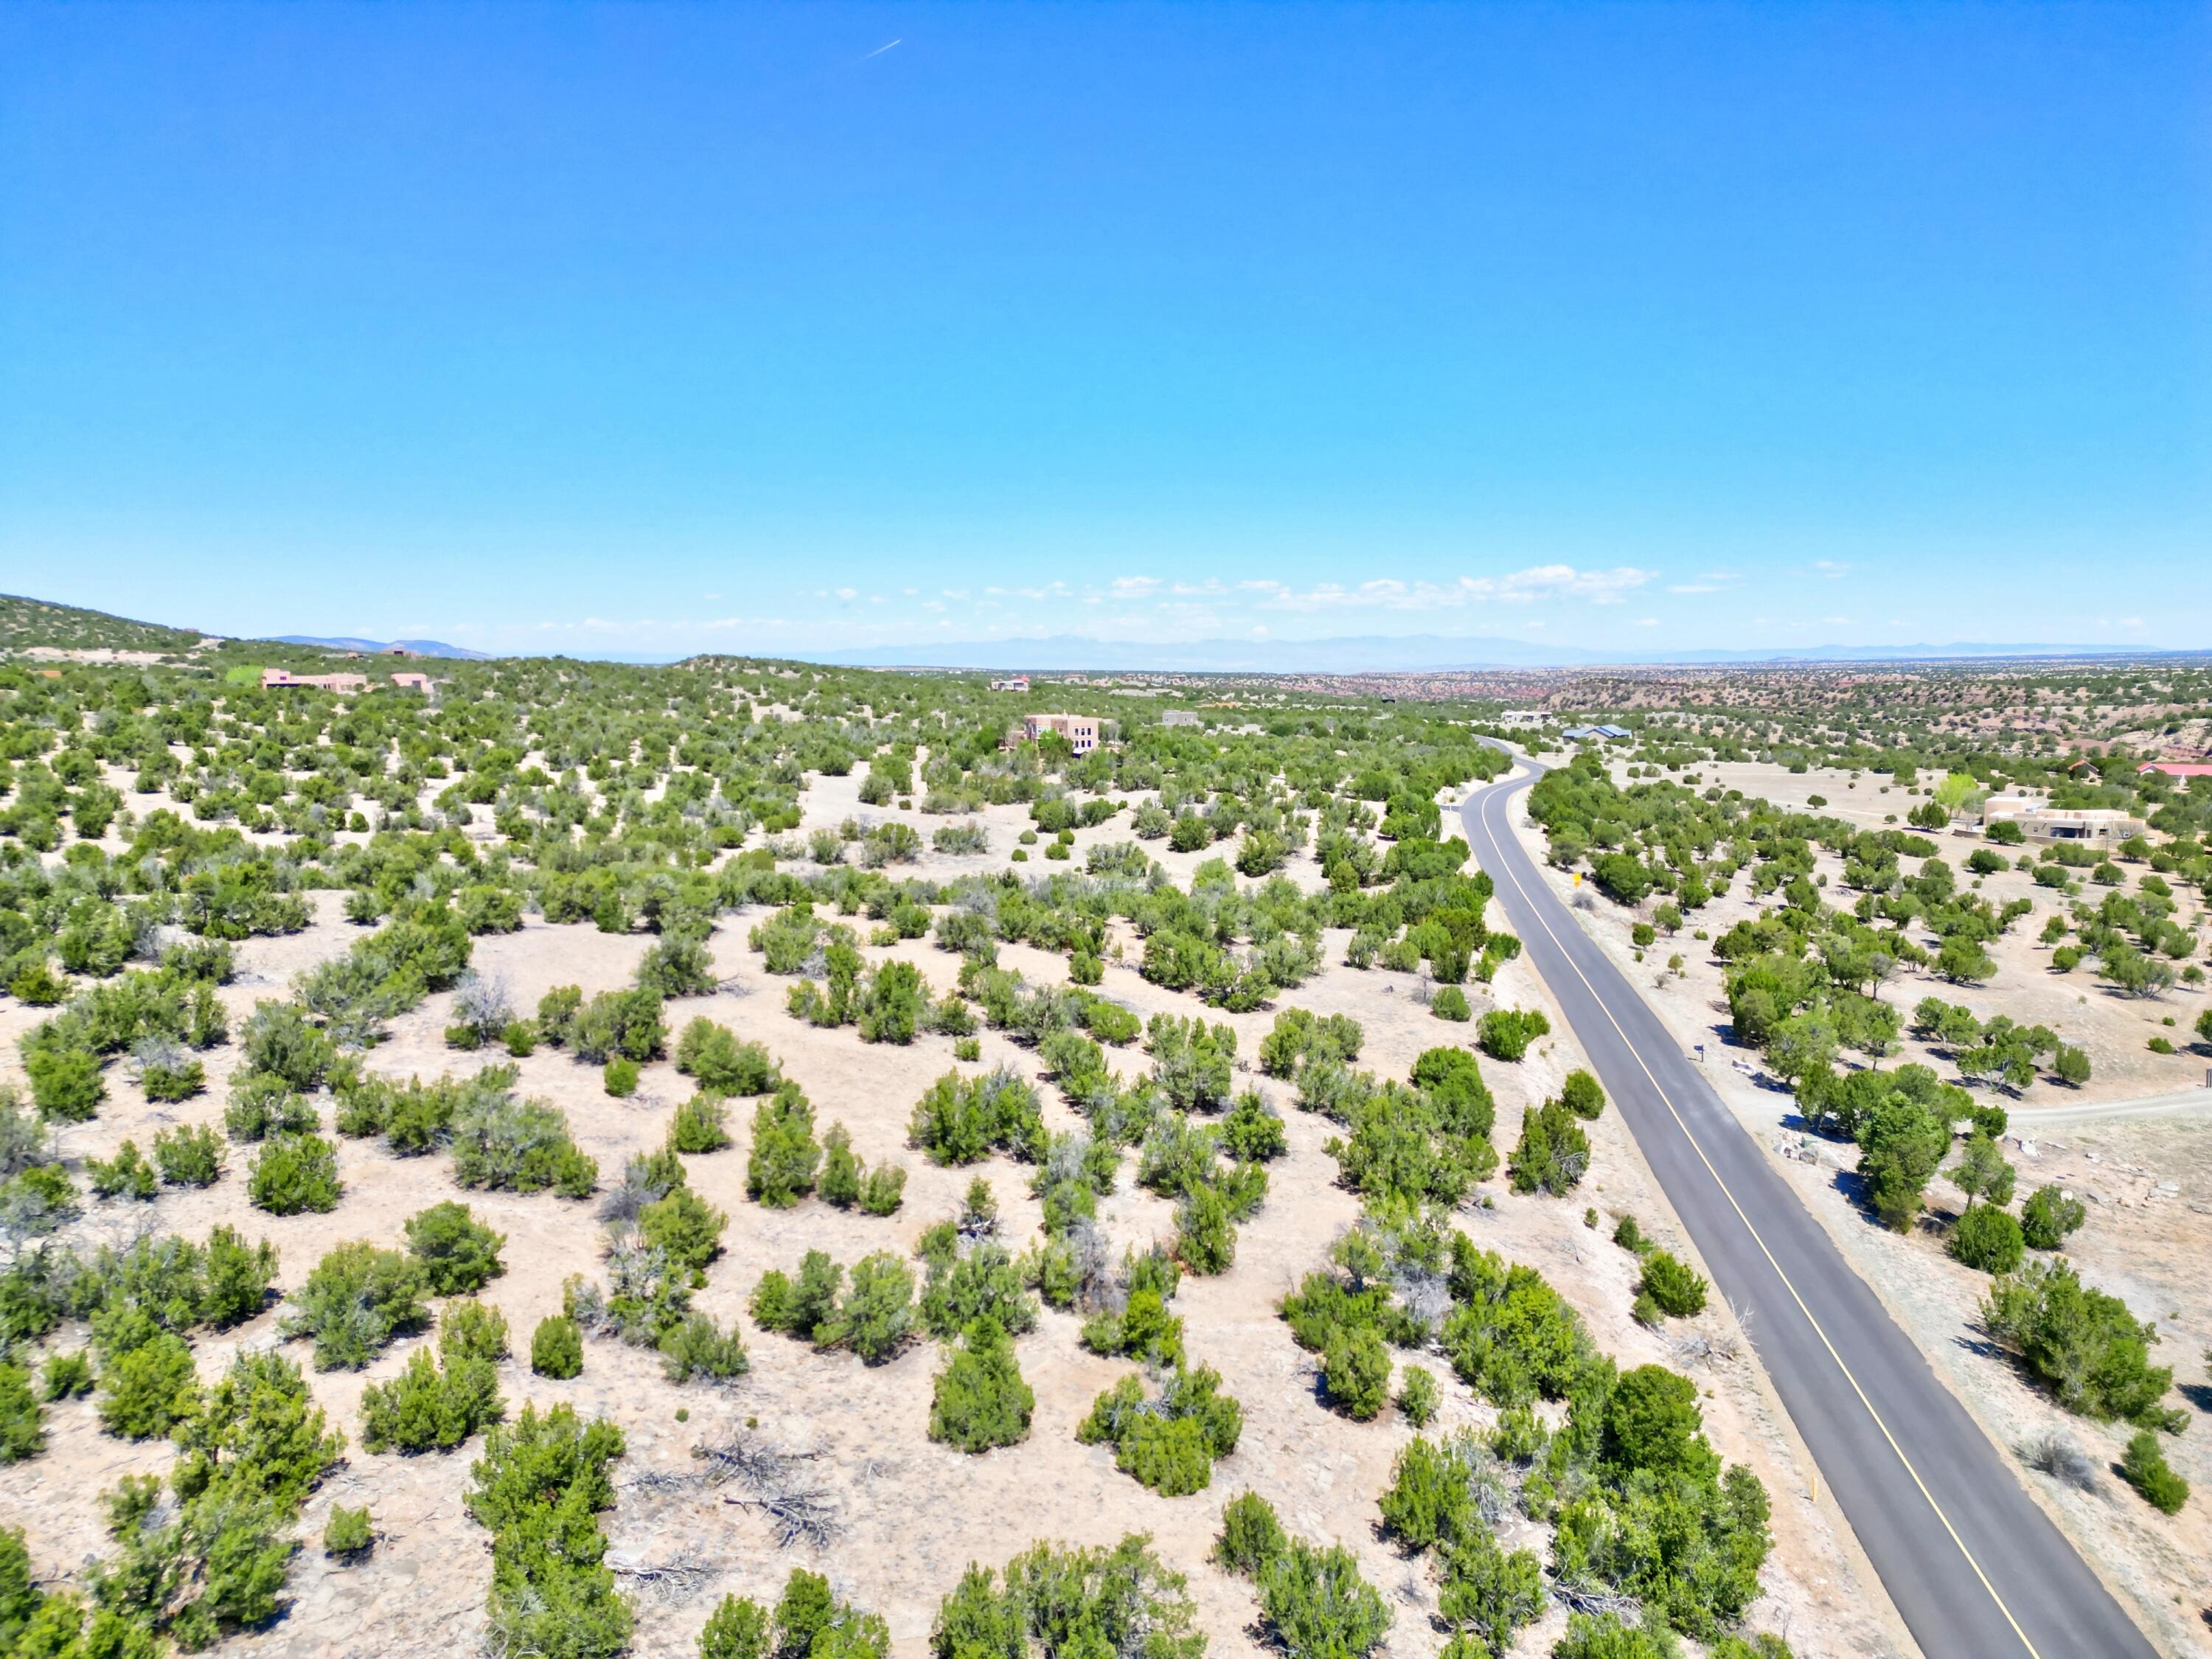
[
  {"left": 382, "top": 644, "right": 419, "bottom": 658},
  {"left": 1020, "top": 714, "right": 1102, "bottom": 755},
  {"left": 1161, "top": 709, "right": 1203, "bottom": 728},
  {"left": 2138, "top": 762, "right": 2212, "bottom": 780},
  {"left": 262, "top": 669, "right": 369, "bottom": 695},
  {"left": 1980, "top": 794, "right": 2145, "bottom": 847},
  {"left": 1497, "top": 710, "right": 1548, "bottom": 728},
  {"left": 989, "top": 676, "right": 1030, "bottom": 692},
  {"left": 390, "top": 672, "right": 432, "bottom": 692},
  {"left": 1561, "top": 724, "right": 1632, "bottom": 741}
]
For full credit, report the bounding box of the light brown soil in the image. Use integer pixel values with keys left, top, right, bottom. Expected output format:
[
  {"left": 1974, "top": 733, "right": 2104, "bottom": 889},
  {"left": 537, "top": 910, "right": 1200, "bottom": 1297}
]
[{"left": 0, "top": 771, "right": 1911, "bottom": 1659}]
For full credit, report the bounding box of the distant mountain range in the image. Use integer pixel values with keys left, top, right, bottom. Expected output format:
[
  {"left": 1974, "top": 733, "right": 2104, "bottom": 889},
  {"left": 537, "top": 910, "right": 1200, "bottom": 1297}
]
[
  {"left": 801, "top": 633, "right": 2212, "bottom": 674},
  {"left": 271, "top": 635, "right": 493, "bottom": 660}
]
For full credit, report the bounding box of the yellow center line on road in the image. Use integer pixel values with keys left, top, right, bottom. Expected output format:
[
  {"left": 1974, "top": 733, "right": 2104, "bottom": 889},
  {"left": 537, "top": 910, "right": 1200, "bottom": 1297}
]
[{"left": 1467, "top": 776, "right": 2040, "bottom": 1659}]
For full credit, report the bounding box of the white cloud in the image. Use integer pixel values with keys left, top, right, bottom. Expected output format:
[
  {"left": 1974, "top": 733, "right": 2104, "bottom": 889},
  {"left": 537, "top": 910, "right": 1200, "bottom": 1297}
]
[
  {"left": 1810, "top": 560, "right": 1851, "bottom": 578},
  {"left": 1632, "top": 617, "right": 1660, "bottom": 627},
  {"left": 1666, "top": 568, "right": 1741, "bottom": 594},
  {"left": 1109, "top": 576, "right": 1161, "bottom": 599}
]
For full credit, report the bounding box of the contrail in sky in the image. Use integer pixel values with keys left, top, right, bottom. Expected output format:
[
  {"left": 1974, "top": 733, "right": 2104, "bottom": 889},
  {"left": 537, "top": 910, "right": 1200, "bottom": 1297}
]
[{"left": 862, "top": 39, "right": 902, "bottom": 58}]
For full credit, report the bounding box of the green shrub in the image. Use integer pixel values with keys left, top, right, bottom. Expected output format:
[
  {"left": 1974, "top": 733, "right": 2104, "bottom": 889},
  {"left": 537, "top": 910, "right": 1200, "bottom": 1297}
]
[
  {"left": 247, "top": 1132, "right": 343, "bottom": 1215},
  {"left": 658, "top": 1312, "right": 751, "bottom": 1384},
  {"left": 923, "top": 1240, "right": 1042, "bottom": 1344},
  {"left": 1949, "top": 1204, "right": 2025, "bottom": 1274},
  {"left": 639, "top": 1186, "right": 727, "bottom": 1274},
  {"left": 669, "top": 1093, "right": 732, "bottom": 1154},
  {"left": 571, "top": 987, "right": 667, "bottom": 1064},
  {"left": 41, "top": 1349, "right": 93, "bottom": 1400},
  {"left": 324, "top": 1504, "right": 375, "bottom": 1560},
  {"left": 2120, "top": 1430, "right": 2189, "bottom": 1514},
  {"left": 1399, "top": 1365, "right": 1439, "bottom": 1427},
  {"left": 1507, "top": 1100, "right": 1590, "bottom": 1196},
  {"left": 152, "top": 1123, "right": 225, "bottom": 1187},
  {"left": 748, "top": 1083, "right": 823, "bottom": 1206},
  {"left": 1560, "top": 1068, "right": 1607, "bottom": 1119},
  {"left": 1638, "top": 1250, "right": 1708, "bottom": 1317},
  {"left": 699, "top": 1592, "right": 770, "bottom": 1659},
  {"left": 604, "top": 1057, "right": 640, "bottom": 1097},
  {"left": 1981, "top": 1259, "right": 2178, "bottom": 1427},
  {"left": 858, "top": 1162, "right": 908, "bottom": 1217},
  {"left": 677, "top": 1020, "right": 782, "bottom": 1093},
  {"left": 821, "top": 1122, "right": 898, "bottom": 1209},
  {"left": 1475, "top": 1007, "right": 1549, "bottom": 1062},
  {"left": 359, "top": 1327, "right": 505, "bottom": 1455},
  {"left": 451, "top": 1091, "right": 597, "bottom": 1197},
  {"left": 929, "top": 1318, "right": 1033, "bottom": 1452},
  {"left": 1437, "top": 1530, "right": 1545, "bottom": 1656},
  {"left": 1220, "top": 1091, "right": 1287, "bottom": 1162},
  {"left": 1255, "top": 1538, "right": 1391, "bottom": 1659},
  {"left": 406, "top": 1201, "right": 507, "bottom": 1296},
  {"left": 818, "top": 1252, "right": 916, "bottom": 1364},
  {"left": 536, "top": 984, "right": 584, "bottom": 1047},
  {"left": 1324, "top": 1325, "right": 1391, "bottom": 1421},
  {"left": 1553, "top": 1613, "right": 1683, "bottom": 1658},
  {"left": 1378, "top": 1434, "right": 1476, "bottom": 1552},
  {"left": 1077, "top": 1363, "right": 1242, "bottom": 1493},
  {"left": 532, "top": 1315, "right": 585, "bottom": 1379},
  {"left": 908, "top": 1068, "right": 1046, "bottom": 1165},
  {"left": 97, "top": 1332, "right": 200, "bottom": 1438},
  {"left": 140, "top": 1055, "right": 206, "bottom": 1102},
  {"left": 170, "top": 1340, "right": 343, "bottom": 1507},
  {"left": 225, "top": 1070, "right": 319, "bottom": 1141},
  {"left": 636, "top": 930, "right": 717, "bottom": 1000},
  {"left": 0, "top": 1365, "right": 43, "bottom": 1463},
  {"left": 2020, "top": 1184, "right": 2086, "bottom": 1251},
  {"left": 240, "top": 999, "right": 337, "bottom": 1088},
  {"left": 86, "top": 1140, "right": 157, "bottom": 1201},
  {"left": 465, "top": 1403, "right": 633, "bottom": 1658},
  {"left": 442, "top": 1298, "right": 511, "bottom": 1363},
  {"left": 1430, "top": 986, "right": 1471, "bottom": 1022},
  {"left": 1601, "top": 1366, "right": 1717, "bottom": 1479},
  {"left": 1114, "top": 1411, "right": 1213, "bottom": 1495},
  {"left": 202, "top": 1223, "right": 281, "bottom": 1327},
  {"left": 1214, "top": 1489, "right": 1288, "bottom": 1575},
  {"left": 1175, "top": 1183, "right": 1238, "bottom": 1276},
  {"left": 28, "top": 1046, "right": 105, "bottom": 1122},
  {"left": 929, "top": 1537, "right": 1200, "bottom": 1659},
  {"left": 754, "top": 1251, "right": 845, "bottom": 1341},
  {"left": 282, "top": 1242, "right": 430, "bottom": 1370}
]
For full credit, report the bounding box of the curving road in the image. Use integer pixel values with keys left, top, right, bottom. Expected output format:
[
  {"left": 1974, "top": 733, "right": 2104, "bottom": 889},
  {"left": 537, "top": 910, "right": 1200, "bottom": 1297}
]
[{"left": 1458, "top": 758, "right": 2156, "bottom": 1659}]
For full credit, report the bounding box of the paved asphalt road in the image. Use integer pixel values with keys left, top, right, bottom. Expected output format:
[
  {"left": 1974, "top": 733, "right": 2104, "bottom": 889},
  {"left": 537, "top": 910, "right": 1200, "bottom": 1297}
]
[{"left": 1458, "top": 759, "right": 2157, "bottom": 1659}]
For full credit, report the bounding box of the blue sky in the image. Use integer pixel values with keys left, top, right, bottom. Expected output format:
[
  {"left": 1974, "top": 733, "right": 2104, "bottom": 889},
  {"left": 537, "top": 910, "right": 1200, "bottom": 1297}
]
[{"left": 2, "top": 2, "right": 2205, "bottom": 660}]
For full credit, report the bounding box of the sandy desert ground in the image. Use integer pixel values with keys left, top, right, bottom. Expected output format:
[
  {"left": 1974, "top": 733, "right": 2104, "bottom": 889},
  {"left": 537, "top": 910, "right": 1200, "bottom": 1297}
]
[{"left": 0, "top": 762, "right": 1921, "bottom": 1658}]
